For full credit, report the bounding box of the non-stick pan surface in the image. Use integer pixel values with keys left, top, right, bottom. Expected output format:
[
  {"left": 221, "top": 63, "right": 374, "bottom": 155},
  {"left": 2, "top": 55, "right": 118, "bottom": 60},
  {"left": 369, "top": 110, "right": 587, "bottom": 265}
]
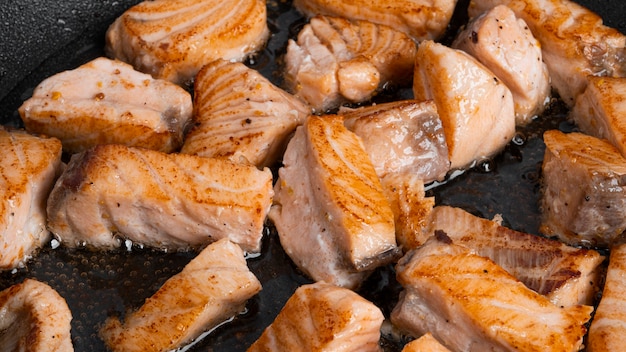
[{"left": 0, "top": 0, "right": 625, "bottom": 351}]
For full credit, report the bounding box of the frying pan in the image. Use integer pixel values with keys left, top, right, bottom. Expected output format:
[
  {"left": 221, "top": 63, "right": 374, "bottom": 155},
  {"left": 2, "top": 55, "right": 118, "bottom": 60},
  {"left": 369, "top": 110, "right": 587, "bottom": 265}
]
[{"left": 0, "top": 0, "right": 624, "bottom": 351}]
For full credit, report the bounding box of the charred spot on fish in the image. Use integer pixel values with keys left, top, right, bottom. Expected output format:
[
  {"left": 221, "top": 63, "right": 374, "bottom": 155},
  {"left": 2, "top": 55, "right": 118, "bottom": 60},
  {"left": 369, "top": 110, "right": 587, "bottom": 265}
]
[
  {"left": 94, "top": 92, "right": 105, "bottom": 101},
  {"left": 471, "top": 31, "right": 478, "bottom": 43},
  {"left": 585, "top": 195, "right": 591, "bottom": 201},
  {"left": 434, "top": 230, "right": 452, "bottom": 244},
  {"left": 493, "top": 77, "right": 499, "bottom": 84}
]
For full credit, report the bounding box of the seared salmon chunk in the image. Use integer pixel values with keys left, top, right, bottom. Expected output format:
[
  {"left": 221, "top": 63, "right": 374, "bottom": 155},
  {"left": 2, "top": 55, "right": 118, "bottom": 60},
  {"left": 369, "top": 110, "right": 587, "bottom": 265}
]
[
  {"left": 469, "top": 0, "right": 626, "bottom": 106},
  {"left": 425, "top": 205, "right": 604, "bottom": 307},
  {"left": 413, "top": 40, "right": 515, "bottom": 170},
  {"left": 284, "top": 15, "right": 416, "bottom": 112},
  {"left": 19, "top": 57, "right": 192, "bottom": 154},
  {"left": 248, "top": 281, "right": 383, "bottom": 352},
  {"left": 181, "top": 59, "right": 310, "bottom": 167},
  {"left": 540, "top": 130, "right": 626, "bottom": 248},
  {"left": 269, "top": 115, "right": 399, "bottom": 289},
  {"left": 105, "top": 0, "right": 269, "bottom": 85},
  {"left": 101, "top": 238, "right": 262, "bottom": 352},
  {"left": 570, "top": 76, "right": 626, "bottom": 159},
  {"left": 588, "top": 243, "right": 626, "bottom": 352},
  {"left": 0, "top": 279, "right": 74, "bottom": 352},
  {"left": 391, "top": 233, "right": 593, "bottom": 352},
  {"left": 452, "top": 5, "right": 550, "bottom": 125},
  {"left": 47, "top": 144, "right": 273, "bottom": 253},
  {"left": 0, "top": 128, "right": 62, "bottom": 270}
]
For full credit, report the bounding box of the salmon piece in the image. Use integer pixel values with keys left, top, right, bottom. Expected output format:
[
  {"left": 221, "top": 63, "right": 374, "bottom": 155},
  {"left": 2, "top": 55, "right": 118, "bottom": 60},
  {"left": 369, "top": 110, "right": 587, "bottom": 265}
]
[
  {"left": 47, "top": 144, "right": 273, "bottom": 253},
  {"left": 425, "top": 205, "right": 604, "bottom": 306},
  {"left": 0, "top": 279, "right": 73, "bottom": 352},
  {"left": 284, "top": 15, "right": 416, "bottom": 112},
  {"left": 105, "top": 0, "right": 269, "bottom": 85},
  {"left": 402, "top": 333, "right": 451, "bottom": 352},
  {"left": 391, "top": 232, "right": 593, "bottom": 352},
  {"left": 293, "top": 0, "right": 458, "bottom": 42},
  {"left": 588, "top": 243, "right": 626, "bottom": 352},
  {"left": 18, "top": 57, "right": 193, "bottom": 154},
  {"left": 571, "top": 76, "right": 626, "bottom": 158},
  {"left": 269, "top": 115, "right": 399, "bottom": 289},
  {"left": 413, "top": 40, "right": 515, "bottom": 170},
  {"left": 181, "top": 59, "right": 310, "bottom": 167},
  {"left": 469, "top": 0, "right": 626, "bottom": 106},
  {"left": 452, "top": 5, "right": 550, "bottom": 125},
  {"left": 100, "top": 238, "right": 262, "bottom": 352},
  {"left": 248, "top": 281, "right": 383, "bottom": 352},
  {"left": 540, "top": 130, "right": 626, "bottom": 248},
  {"left": 0, "top": 128, "right": 62, "bottom": 270},
  {"left": 341, "top": 100, "right": 450, "bottom": 183}
]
